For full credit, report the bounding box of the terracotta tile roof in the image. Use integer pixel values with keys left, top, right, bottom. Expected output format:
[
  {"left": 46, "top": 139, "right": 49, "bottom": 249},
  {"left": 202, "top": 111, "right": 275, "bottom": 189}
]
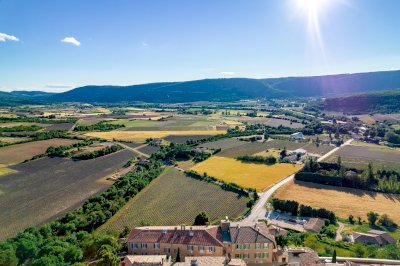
[
  {"left": 353, "top": 230, "right": 396, "bottom": 245},
  {"left": 304, "top": 218, "right": 325, "bottom": 233},
  {"left": 229, "top": 222, "right": 275, "bottom": 245},
  {"left": 299, "top": 252, "right": 324, "bottom": 266},
  {"left": 128, "top": 226, "right": 224, "bottom": 247}
]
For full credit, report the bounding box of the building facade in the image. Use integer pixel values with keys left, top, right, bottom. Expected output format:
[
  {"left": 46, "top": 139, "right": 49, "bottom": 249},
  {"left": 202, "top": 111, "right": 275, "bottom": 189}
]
[{"left": 127, "top": 219, "right": 287, "bottom": 265}]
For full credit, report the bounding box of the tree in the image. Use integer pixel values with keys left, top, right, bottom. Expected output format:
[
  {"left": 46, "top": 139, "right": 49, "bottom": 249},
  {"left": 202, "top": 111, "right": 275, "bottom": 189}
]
[
  {"left": 367, "top": 211, "right": 379, "bottom": 226},
  {"left": 332, "top": 250, "right": 337, "bottom": 263},
  {"left": 97, "top": 245, "right": 119, "bottom": 266},
  {"left": 193, "top": 212, "right": 210, "bottom": 225},
  {"left": 379, "top": 214, "right": 398, "bottom": 229},
  {"left": 280, "top": 147, "right": 287, "bottom": 159},
  {"left": 348, "top": 215, "right": 355, "bottom": 225},
  {"left": 276, "top": 235, "right": 288, "bottom": 248},
  {"left": 176, "top": 248, "right": 181, "bottom": 262},
  {"left": 367, "top": 162, "right": 375, "bottom": 185},
  {"left": 358, "top": 216, "right": 362, "bottom": 225}
]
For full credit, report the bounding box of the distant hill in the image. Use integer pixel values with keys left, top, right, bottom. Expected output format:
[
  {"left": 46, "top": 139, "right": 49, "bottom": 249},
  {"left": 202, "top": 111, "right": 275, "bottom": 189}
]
[
  {"left": 324, "top": 90, "right": 400, "bottom": 114},
  {"left": 3, "top": 70, "right": 400, "bottom": 104},
  {"left": 0, "top": 91, "right": 53, "bottom": 106},
  {"left": 10, "top": 91, "right": 55, "bottom": 98}
]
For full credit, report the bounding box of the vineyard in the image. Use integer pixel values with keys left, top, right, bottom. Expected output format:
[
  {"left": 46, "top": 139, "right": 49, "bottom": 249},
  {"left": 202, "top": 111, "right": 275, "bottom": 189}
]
[
  {"left": 97, "top": 167, "right": 248, "bottom": 234},
  {"left": 0, "top": 138, "right": 78, "bottom": 165},
  {"left": 0, "top": 150, "right": 134, "bottom": 240}
]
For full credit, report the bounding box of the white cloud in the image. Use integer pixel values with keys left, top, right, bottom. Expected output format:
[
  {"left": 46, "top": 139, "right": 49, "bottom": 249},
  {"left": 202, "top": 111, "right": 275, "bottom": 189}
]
[
  {"left": 61, "top": 37, "right": 81, "bottom": 46},
  {"left": 141, "top": 41, "right": 149, "bottom": 47},
  {"left": 46, "top": 84, "right": 73, "bottom": 89},
  {"left": 221, "top": 71, "right": 236, "bottom": 75},
  {"left": 0, "top": 32, "right": 19, "bottom": 42}
]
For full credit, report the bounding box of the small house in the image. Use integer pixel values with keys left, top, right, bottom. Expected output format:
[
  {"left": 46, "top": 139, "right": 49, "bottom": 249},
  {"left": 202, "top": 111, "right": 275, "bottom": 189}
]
[{"left": 291, "top": 132, "right": 304, "bottom": 140}]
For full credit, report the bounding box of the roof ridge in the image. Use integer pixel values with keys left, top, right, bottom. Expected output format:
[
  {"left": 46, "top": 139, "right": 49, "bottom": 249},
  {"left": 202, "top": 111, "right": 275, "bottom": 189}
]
[{"left": 205, "top": 227, "right": 224, "bottom": 247}]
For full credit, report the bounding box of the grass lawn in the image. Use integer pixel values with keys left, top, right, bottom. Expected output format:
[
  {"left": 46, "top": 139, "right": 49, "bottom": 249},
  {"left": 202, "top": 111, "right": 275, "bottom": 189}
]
[
  {"left": 275, "top": 181, "right": 400, "bottom": 224},
  {"left": 97, "top": 167, "right": 247, "bottom": 234},
  {"left": 190, "top": 156, "right": 302, "bottom": 191}
]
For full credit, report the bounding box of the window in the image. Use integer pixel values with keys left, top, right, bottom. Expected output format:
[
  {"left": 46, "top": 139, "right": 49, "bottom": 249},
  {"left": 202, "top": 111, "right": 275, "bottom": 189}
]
[
  {"left": 235, "top": 254, "right": 250, "bottom": 259},
  {"left": 154, "top": 243, "right": 160, "bottom": 249},
  {"left": 164, "top": 248, "right": 170, "bottom": 253},
  {"left": 141, "top": 243, "right": 147, "bottom": 249},
  {"left": 199, "top": 245, "right": 205, "bottom": 253},
  {"left": 235, "top": 244, "right": 241, "bottom": 250},
  {"left": 255, "top": 253, "right": 269, "bottom": 259},
  {"left": 208, "top": 246, "right": 215, "bottom": 253},
  {"left": 187, "top": 245, "right": 194, "bottom": 251},
  {"left": 132, "top": 243, "right": 139, "bottom": 249}
]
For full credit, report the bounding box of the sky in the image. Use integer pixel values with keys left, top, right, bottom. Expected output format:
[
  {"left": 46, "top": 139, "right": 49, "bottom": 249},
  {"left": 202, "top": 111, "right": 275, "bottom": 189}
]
[{"left": 1, "top": 0, "right": 400, "bottom": 92}]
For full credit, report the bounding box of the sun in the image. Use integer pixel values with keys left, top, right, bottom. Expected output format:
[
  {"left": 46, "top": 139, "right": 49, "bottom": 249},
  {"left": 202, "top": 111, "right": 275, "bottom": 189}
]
[
  {"left": 291, "top": 0, "right": 335, "bottom": 59},
  {"left": 294, "top": 0, "right": 329, "bottom": 14}
]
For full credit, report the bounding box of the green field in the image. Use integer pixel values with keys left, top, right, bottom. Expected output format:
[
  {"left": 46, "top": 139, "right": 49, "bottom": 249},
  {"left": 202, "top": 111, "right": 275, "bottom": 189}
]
[{"left": 97, "top": 167, "right": 248, "bottom": 234}]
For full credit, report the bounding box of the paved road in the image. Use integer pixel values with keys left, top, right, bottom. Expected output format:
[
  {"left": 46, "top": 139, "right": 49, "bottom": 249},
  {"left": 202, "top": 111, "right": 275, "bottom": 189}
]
[{"left": 243, "top": 139, "right": 353, "bottom": 222}]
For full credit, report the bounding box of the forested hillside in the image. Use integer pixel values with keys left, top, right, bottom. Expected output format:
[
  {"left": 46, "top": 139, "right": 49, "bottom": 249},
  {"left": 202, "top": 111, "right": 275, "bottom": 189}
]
[
  {"left": 48, "top": 70, "right": 400, "bottom": 103},
  {"left": 324, "top": 90, "right": 400, "bottom": 114}
]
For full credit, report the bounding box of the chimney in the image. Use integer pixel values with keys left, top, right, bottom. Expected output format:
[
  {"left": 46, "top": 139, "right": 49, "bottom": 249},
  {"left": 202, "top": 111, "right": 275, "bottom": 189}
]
[{"left": 220, "top": 216, "right": 230, "bottom": 232}]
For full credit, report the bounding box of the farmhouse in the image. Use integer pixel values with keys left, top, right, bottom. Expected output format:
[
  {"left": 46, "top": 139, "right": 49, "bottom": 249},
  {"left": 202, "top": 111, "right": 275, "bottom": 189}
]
[
  {"left": 127, "top": 219, "right": 288, "bottom": 265},
  {"left": 352, "top": 230, "right": 396, "bottom": 246},
  {"left": 291, "top": 132, "right": 304, "bottom": 140},
  {"left": 303, "top": 218, "right": 325, "bottom": 233}
]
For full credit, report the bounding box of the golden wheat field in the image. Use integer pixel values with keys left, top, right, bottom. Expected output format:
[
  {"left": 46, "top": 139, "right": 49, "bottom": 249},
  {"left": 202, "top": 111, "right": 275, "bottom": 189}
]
[
  {"left": 275, "top": 181, "right": 400, "bottom": 223},
  {"left": 86, "top": 130, "right": 226, "bottom": 142},
  {"left": 190, "top": 156, "right": 302, "bottom": 191}
]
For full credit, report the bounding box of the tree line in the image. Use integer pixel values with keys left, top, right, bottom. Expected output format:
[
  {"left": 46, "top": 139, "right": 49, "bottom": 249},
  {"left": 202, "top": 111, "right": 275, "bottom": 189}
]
[{"left": 271, "top": 198, "right": 336, "bottom": 223}]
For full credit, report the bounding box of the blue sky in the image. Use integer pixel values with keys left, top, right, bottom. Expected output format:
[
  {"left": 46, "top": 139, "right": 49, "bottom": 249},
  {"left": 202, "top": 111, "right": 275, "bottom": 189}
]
[{"left": 1, "top": 0, "right": 400, "bottom": 92}]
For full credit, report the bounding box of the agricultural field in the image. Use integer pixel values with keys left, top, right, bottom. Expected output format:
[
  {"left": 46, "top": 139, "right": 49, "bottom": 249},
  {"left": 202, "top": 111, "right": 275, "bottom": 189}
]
[
  {"left": 0, "top": 149, "right": 134, "bottom": 240},
  {"left": 44, "top": 122, "right": 75, "bottom": 131},
  {"left": 0, "top": 138, "right": 78, "bottom": 165},
  {"left": 275, "top": 181, "right": 400, "bottom": 224},
  {"left": 85, "top": 130, "right": 225, "bottom": 143},
  {"left": 198, "top": 138, "right": 246, "bottom": 150},
  {"left": 163, "top": 135, "right": 211, "bottom": 143},
  {"left": 217, "top": 141, "right": 270, "bottom": 158},
  {"left": 0, "top": 122, "right": 47, "bottom": 128},
  {"left": 265, "top": 118, "right": 304, "bottom": 128},
  {"left": 323, "top": 144, "right": 400, "bottom": 171},
  {"left": 190, "top": 156, "right": 302, "bottom": 191},
  {"left": 97, "top": 168, "right": 248, "bottom": 234},
  {"left": 137, "top": 144, "right": 160, "bottom": 155},
  {"left": 0, "top": 136, "right": 31, "bottom": 144}
]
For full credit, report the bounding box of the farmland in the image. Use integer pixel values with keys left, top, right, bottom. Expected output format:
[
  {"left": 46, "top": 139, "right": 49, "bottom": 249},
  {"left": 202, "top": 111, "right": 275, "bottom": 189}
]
[
  {"left": 190, "top": 156, "right": 302, "bottom": 191},
  {"left": 86, "top": 130, "right": 225, "bottom": 143},
  {"left": 203, "top": 138, "right": 335, "bottom": 158},
  {"left": 97, "top": 168, "right": 247, "bottom": 234},
  {"left": 275, "top": 181, "right": 400, "bottom": 224},
  {"left": 0, "top": 149, "right": 134, "bottom": 240},
  {"left": 0, "top": 138, "right": 78, "bottom": 165},
  {"left": 265, "top": 118, "right": 304, "bottom": 128},
  {"left": 323, "top": 144, "right": 400, "bottom": 171}
]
